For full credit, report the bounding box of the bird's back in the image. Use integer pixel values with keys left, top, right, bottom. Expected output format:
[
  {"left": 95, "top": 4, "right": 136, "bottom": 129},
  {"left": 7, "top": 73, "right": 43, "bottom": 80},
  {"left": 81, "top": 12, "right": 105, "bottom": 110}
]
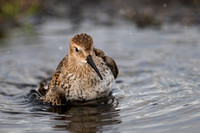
[{"left": 94, "top": 48, "right": 118, "bottom": 79}]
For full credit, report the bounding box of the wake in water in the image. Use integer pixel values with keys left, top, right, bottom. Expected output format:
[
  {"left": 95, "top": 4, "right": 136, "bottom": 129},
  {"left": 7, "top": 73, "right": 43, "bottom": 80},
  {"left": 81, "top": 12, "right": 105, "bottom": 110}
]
[
  {"left": 0, "top": 77, "right": 121, "bottom": 110},
  {"left": 26, "top": 88, "right": 117, "bottom": 107},
  {"left": 6, "top": 77, "right": 121, "bottom": 111}
]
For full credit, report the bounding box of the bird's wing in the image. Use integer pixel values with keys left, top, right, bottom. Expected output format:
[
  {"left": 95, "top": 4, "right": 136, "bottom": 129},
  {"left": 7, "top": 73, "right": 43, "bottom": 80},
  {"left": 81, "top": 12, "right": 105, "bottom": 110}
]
[
  {"left": 56, "top": 55, "right": 68, "bottom": 72},
  {"left": 47, "top": 55, "right": 68, "bottom": 90},
  {"left": 94, "top": 48, "right": 119, "bottom": 79}
]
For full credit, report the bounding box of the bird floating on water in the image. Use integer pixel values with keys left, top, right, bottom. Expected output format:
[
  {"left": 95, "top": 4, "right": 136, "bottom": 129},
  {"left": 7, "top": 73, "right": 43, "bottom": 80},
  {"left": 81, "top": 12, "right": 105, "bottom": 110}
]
[{"left": 39, "top": 33, "right": 118, "bottom": 105}]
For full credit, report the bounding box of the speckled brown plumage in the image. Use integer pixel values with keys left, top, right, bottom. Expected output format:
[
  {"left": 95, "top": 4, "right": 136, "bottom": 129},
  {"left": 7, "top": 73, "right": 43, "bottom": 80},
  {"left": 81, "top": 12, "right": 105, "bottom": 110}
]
[
  {"left": 70, "top": 33, "right": 93, "bottom": 50},
  {"left": 40, "top": 33, "right": 118, "bottom": 105},
  {"left": 94, "top": 48, "right": 118, "bottom": 79}
]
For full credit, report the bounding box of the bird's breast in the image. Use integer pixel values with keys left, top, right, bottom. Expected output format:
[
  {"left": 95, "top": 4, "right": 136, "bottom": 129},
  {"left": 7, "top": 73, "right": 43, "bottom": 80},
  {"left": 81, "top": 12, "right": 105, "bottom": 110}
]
[{"left": 61, "top": 64, "right": 114, "bottom": 101}]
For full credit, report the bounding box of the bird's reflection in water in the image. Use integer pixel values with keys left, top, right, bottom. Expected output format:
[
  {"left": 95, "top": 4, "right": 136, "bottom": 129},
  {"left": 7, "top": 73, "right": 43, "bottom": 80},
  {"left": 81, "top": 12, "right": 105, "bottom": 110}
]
[{"left": 47, "top": 97, "right": 121, "bottom": 133}]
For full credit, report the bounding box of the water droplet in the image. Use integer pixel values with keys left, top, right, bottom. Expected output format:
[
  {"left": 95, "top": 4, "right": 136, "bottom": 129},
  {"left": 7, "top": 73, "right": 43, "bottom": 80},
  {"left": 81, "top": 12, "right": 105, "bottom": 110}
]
[
  {"left": 163, "top": 3, "right": 167, "bottom": 8},
  {"left": 58, "top": 46, "right": 63, "bottom": 50}
]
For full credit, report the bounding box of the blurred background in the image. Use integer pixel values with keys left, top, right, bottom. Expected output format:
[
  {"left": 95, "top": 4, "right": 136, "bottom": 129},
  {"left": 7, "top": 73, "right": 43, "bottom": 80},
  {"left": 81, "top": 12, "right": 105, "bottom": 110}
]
[
  {"left": 1, "top": 0, "right": 200, "bottom": 133},
  {"left": 1, "top": 0, "right": 200, "bottom": 38}
]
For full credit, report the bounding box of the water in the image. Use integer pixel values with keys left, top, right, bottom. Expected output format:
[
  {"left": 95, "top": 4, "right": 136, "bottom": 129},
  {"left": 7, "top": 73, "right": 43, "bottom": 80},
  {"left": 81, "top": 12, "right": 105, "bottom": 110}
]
[{"left": 0, "top": 19, "right": 200, "bottom": 133}]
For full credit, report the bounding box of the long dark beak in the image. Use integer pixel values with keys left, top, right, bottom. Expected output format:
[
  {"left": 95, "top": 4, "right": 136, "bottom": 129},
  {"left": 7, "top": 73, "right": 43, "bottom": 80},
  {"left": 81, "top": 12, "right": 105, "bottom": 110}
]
[{"left": 86, "top": 55, "right": 103, "bottom": 80}]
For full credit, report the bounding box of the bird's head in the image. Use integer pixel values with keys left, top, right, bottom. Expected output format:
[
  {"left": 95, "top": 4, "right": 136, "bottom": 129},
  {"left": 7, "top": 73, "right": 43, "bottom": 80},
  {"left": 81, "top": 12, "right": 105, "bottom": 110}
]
[{"left": 69, "top": 33, "right": 103, "bottom": 80}]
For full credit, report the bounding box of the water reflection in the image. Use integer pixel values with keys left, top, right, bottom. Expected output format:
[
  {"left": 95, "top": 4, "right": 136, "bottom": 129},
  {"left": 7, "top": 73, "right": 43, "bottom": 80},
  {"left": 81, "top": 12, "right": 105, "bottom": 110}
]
[{"left": 48, "top": 103, "right": 121, "bottom": 133}]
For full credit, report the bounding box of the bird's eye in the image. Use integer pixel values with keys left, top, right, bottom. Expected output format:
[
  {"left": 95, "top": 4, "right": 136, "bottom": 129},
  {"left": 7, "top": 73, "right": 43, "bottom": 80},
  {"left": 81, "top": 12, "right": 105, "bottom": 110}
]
[{"left": 75, "top": 47, "right": 79, "bottom": 52}]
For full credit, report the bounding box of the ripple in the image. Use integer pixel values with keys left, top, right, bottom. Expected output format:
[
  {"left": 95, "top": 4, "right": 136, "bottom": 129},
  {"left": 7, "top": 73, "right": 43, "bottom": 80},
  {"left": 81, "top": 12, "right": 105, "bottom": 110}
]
[{"left": 1, "top": 21, "right": 200, "bottom": 133}]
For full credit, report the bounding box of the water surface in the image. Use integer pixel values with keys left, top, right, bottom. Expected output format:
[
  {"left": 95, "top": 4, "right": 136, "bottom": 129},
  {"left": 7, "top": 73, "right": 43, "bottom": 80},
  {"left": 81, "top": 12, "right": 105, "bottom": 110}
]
[{"left": 0, "top": 20, "right": 200, "bottom": 133}]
